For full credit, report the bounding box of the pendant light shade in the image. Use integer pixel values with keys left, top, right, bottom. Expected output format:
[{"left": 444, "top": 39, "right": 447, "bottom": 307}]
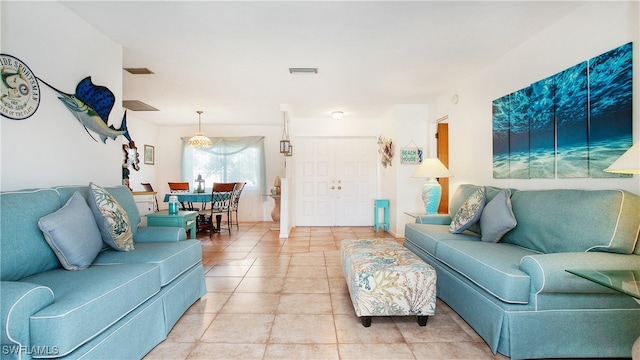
[{"left": 188, "top": 110, "right": 212, "bottom": 148}]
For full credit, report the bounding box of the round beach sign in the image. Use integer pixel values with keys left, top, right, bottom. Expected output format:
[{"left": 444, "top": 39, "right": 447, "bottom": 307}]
[{"left": 0, "top": 54, "right": 40, "bottom": 120}]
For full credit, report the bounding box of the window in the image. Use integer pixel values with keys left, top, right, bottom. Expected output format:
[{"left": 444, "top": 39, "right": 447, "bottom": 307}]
[{"left": 181, "top": 136, "right": 266, "bottom": 193}]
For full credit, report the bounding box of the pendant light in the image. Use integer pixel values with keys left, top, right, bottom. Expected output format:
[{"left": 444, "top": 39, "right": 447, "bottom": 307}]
[
  {"left": 188, "top": 110, "right": 212, "bottom": 148},
  {"left": 279, "top": 111, "right": 290, "bottom": 154}
]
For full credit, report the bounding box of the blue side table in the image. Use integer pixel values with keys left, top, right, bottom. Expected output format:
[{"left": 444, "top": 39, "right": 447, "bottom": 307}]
[
  {"left": 146, "top": 210, "right": 197, "bottom": 239},
  {"left": 374, "top": 199, "right": 389, "bottom": 233}
]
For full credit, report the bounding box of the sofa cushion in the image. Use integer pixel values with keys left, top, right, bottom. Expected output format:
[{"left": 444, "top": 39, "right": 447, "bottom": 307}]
[
  {"left": 405, "top": 223, "right": 480, "bottom": 257},
  {"left": 502, "top": 189, "right": 640, "bottom": 254},
  {"left": 450, "top": 187, "right": 485, "bottom": 233},
  {"left": 435, "top": 239, "right": 536, "bottom": 303},
  {"left": 480, "top": 189, "right": 517, "bottom": 242},
  {"left": 23, "top": 263, "right": 160, "bottom": 357},
  {"left": 449, "top": 184, "right": 506, "bottom": 234},
  {"left": 1, "top": 189, "right": 62, "bottom": 281},
  {"left": 38, "top": 192, "right": 103, "bottom": 270},
  {"left": 93, "top": 240, "right": 203, "bottom": 286},
  {"left": 87, "top": 183, "right": 134, "bottom": 251}
]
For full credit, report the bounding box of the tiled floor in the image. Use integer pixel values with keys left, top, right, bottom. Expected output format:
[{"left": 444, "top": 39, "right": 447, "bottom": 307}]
[{"left": 144, "top": 223, "right": 507, "bottom": 360}]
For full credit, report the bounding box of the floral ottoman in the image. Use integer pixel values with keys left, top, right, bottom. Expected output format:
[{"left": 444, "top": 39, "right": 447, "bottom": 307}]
[{"left": 340, "top": 238, "right": 437, "bottom": 327}]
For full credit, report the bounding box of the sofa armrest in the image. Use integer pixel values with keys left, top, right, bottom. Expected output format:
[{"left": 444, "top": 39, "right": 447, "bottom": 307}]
[
  {"left": 135, "top": 226, "right": 187, "bottom": 243},
  {"left": 415, "top": 214, "right": 451, "bottom": 225},
  {"left": 520, "top": 252, "right": 640, "bottom": 294},
  {"left": 1, "top": 281, "right": 54, "bottom": 356}
]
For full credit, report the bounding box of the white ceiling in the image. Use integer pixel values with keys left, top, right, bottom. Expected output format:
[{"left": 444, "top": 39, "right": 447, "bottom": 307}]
[{"left": 60, "top": 1, "right": 585, "bottom": 126}]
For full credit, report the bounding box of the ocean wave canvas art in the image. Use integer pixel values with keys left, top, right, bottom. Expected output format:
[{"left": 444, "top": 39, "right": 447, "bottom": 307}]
[{"left": 492, "top": 42, "right": 632, "bottom": 179}]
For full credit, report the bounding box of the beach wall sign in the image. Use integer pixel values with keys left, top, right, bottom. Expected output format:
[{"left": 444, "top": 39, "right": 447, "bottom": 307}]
[{"left": 492, "top": 42, "right": 633, "bottom": 179}]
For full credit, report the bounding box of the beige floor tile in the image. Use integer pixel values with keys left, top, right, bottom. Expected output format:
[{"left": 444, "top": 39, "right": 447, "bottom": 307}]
[
  {"left": 236, "top": 277, "right": 286, "bottom": 293},
  {"left": 206, "top": 265, "right": 252, "bottom": 277},
  {"left": 220, "top": 293, "right": 280, "bottom": 314},
  {"left": 334, "top": 314, "right": 405, "bottom": 344},
  {"left": 287, "top": 265, "right": 328, "bottom": 278},
  {"left": 409, "top": 342, "right": 499, "bottom": 360},
  {"left": 200, "top": 313, "right": 275, "bottom": 343},
  {"left": 394, "top": 313, "right": 474, "bottom": 343},
  {"left": 269, "top": 314, "right": 337, "bottom": 344},
  {"left": 331, "top": 293, "right": 356, "bottom": 315},
  {"left": 338, "top": 343, "right": 416, "bottom": 360},
  {"left": 143, "top": 341, "right": 196, "bottom": 360},
  {"left": 264, "top": 344, "right": 339, "bottom": 360},
  {"left": 245, "top": 265, "right": 289, "bottom": 278},
  {"left": 277, "top": 293, "right": 333, "bottom": 314},
  {"left": 166, "top": 313, "right": 216, "bottom": 342},
  {"left": 204, "top": 276, "right": 242, "bottom": 293},
  {"left": 187, "top": 343, "right": 266, "bottom": 360},
  {"left": 283, "top": 277, "right": 330, "bottom": 294},
  {"left": 184, "top": 292, "right": 232, "bottom": 314}
]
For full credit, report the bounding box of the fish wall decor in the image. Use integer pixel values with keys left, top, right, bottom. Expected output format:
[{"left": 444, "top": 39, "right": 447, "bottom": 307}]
[{"left": 37, "top": 76, "right": 134, "bottom": 145}]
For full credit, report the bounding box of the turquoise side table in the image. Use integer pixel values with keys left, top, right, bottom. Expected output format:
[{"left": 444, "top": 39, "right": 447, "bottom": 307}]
[
  {"left": 374, "top": 199, "right": 389, "bottom": 233},
  {"left": 146, "top": 210, "right": 197, "bottom": 239}
]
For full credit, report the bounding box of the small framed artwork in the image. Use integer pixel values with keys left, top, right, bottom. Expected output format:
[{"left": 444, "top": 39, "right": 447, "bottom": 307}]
[{"left": 144, "top": 145, "right": 155, "bottom": 165}]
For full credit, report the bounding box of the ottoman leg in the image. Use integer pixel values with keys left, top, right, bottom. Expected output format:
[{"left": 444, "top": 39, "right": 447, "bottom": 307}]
[
  {"left": 361, "top": 316, "right": 372, "bottom": 327},
  {"left": 417, "top": 316, "right": 428, "bottom": 326}
]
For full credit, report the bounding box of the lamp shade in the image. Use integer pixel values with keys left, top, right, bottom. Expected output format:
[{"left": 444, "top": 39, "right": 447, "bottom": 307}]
[
  {"left": 412, "top": 158, "right": 451, "bottom": 179},
  {"left": 188, "top": 111, "right": 212, "bottom": 148},
  {"left": 604, "top": 141, "right": 640, "bottom": 174}
]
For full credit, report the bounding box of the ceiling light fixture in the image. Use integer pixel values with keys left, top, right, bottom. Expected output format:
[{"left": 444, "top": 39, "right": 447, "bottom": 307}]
[
  {"left": 280, "top": 111, "right": 291, "bottom": 154},
  {"left": 187, "top": 110, "right": 212, "bottom": 148},
  {"left": 332, "top": 111, "right": 344, "bottom": 120}
]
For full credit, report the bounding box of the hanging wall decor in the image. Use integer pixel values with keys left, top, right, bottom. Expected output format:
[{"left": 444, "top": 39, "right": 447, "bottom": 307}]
[
  {"left": 378, "top": 136, "right": 394, "bottom": 167},
  {"left": 492, "top": 42, "right": 633, "bottom": 179},
  {"left": 0, "top": 54, "right": 41, "bottom": 120}
]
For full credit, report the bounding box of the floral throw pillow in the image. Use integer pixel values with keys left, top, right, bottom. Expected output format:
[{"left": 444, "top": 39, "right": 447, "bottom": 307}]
[
  {"left": 87, "top": 182, "right": 134, "bottom": 251},
  {"left": 449, "top": 187, "right": 486, "bottom": 234}
]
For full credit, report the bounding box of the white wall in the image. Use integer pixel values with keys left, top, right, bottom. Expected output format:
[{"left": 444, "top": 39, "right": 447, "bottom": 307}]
[
  {"left": 1, "top": 2, "right": 123, "bottom": 191},
  {"left": 433, "top": 1, "right": 640, "bottom": 197},
  {"left": 125, "top": 114, "right": 158, "bottom": 193}
]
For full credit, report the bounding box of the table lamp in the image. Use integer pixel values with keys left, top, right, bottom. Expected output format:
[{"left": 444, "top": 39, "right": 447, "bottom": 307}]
[
  {"left": 412, "top": 158, "right": 450, "bottom": 214},
  {"left": 604, "top": 141, "right": 640, "bottom": 174}
]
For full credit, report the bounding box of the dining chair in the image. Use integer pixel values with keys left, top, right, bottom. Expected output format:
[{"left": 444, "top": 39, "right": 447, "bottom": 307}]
[
  {"left": 230, "top": 182, "right": 246, "bottom": 229},
  {"left": 168, "top": 182, "right": 195, "bottom": 211},
  {"left": 210, "top": 182, "right": 236, "bottom": 235},
  {"left": 140, "top": 182, "right": 159, "bottom": 212}
]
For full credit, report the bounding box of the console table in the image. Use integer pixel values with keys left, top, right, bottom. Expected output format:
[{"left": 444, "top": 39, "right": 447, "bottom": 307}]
[{"left": 146, "top": 210, "right": 197, "bottom": 239}]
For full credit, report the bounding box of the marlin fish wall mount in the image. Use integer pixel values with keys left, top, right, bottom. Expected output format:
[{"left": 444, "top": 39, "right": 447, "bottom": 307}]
[{"left": 36, "top": 76, "right": 135, "bottom": 146}]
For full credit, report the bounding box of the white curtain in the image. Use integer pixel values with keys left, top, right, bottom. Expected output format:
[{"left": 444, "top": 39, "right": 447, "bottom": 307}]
[{"left": 181, "top": 136, "right": 266, "bottom": 195}]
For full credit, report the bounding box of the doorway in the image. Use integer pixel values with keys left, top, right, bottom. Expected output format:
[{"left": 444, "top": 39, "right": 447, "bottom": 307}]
[
  {"left": 295, "top": 137, "right": 377, "bottom": 226},
  {"left": 437, "top": 122, "right": 449, "bottom": 214}
]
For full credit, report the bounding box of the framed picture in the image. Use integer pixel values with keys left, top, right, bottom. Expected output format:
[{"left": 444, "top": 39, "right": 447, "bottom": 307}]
[{"left": 144, "top": 145, "right": 155, "bottom": 165}]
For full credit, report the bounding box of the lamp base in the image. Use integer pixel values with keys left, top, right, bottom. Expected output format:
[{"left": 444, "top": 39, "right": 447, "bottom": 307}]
[{"left": 421, "top": 179, "right": 442, "bottom": 215}]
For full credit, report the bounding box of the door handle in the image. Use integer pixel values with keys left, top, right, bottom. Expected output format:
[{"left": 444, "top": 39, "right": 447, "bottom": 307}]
[
  {"left": 330, "top": 186, "right": 335, "bottom": 190},
  {"left": 337, "top": 186, "right": 342, "bottom": 190}
]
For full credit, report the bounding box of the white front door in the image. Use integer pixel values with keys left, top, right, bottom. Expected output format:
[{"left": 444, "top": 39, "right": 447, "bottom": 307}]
[{"left": 295, "top": 137, "right": 377, "bottom": 226}]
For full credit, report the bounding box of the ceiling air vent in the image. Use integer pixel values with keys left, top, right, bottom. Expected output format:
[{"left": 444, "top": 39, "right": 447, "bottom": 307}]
[
  {"left": 289, "top": 67, "right": 318, "bottom": 74},
  {"left": 123, "top": 100, "right": 159, "bottom": 111},
  {"left": 124, "top": 68, "right": 154, "bottom": 75}
]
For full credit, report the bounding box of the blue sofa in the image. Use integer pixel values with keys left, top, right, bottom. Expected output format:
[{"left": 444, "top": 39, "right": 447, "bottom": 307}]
[
  {"left": 1, "top": 185, "right": 206, "bottom": 359},
  {"left": 404, "top": 184, "right": 640, "bottom": 360}
]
